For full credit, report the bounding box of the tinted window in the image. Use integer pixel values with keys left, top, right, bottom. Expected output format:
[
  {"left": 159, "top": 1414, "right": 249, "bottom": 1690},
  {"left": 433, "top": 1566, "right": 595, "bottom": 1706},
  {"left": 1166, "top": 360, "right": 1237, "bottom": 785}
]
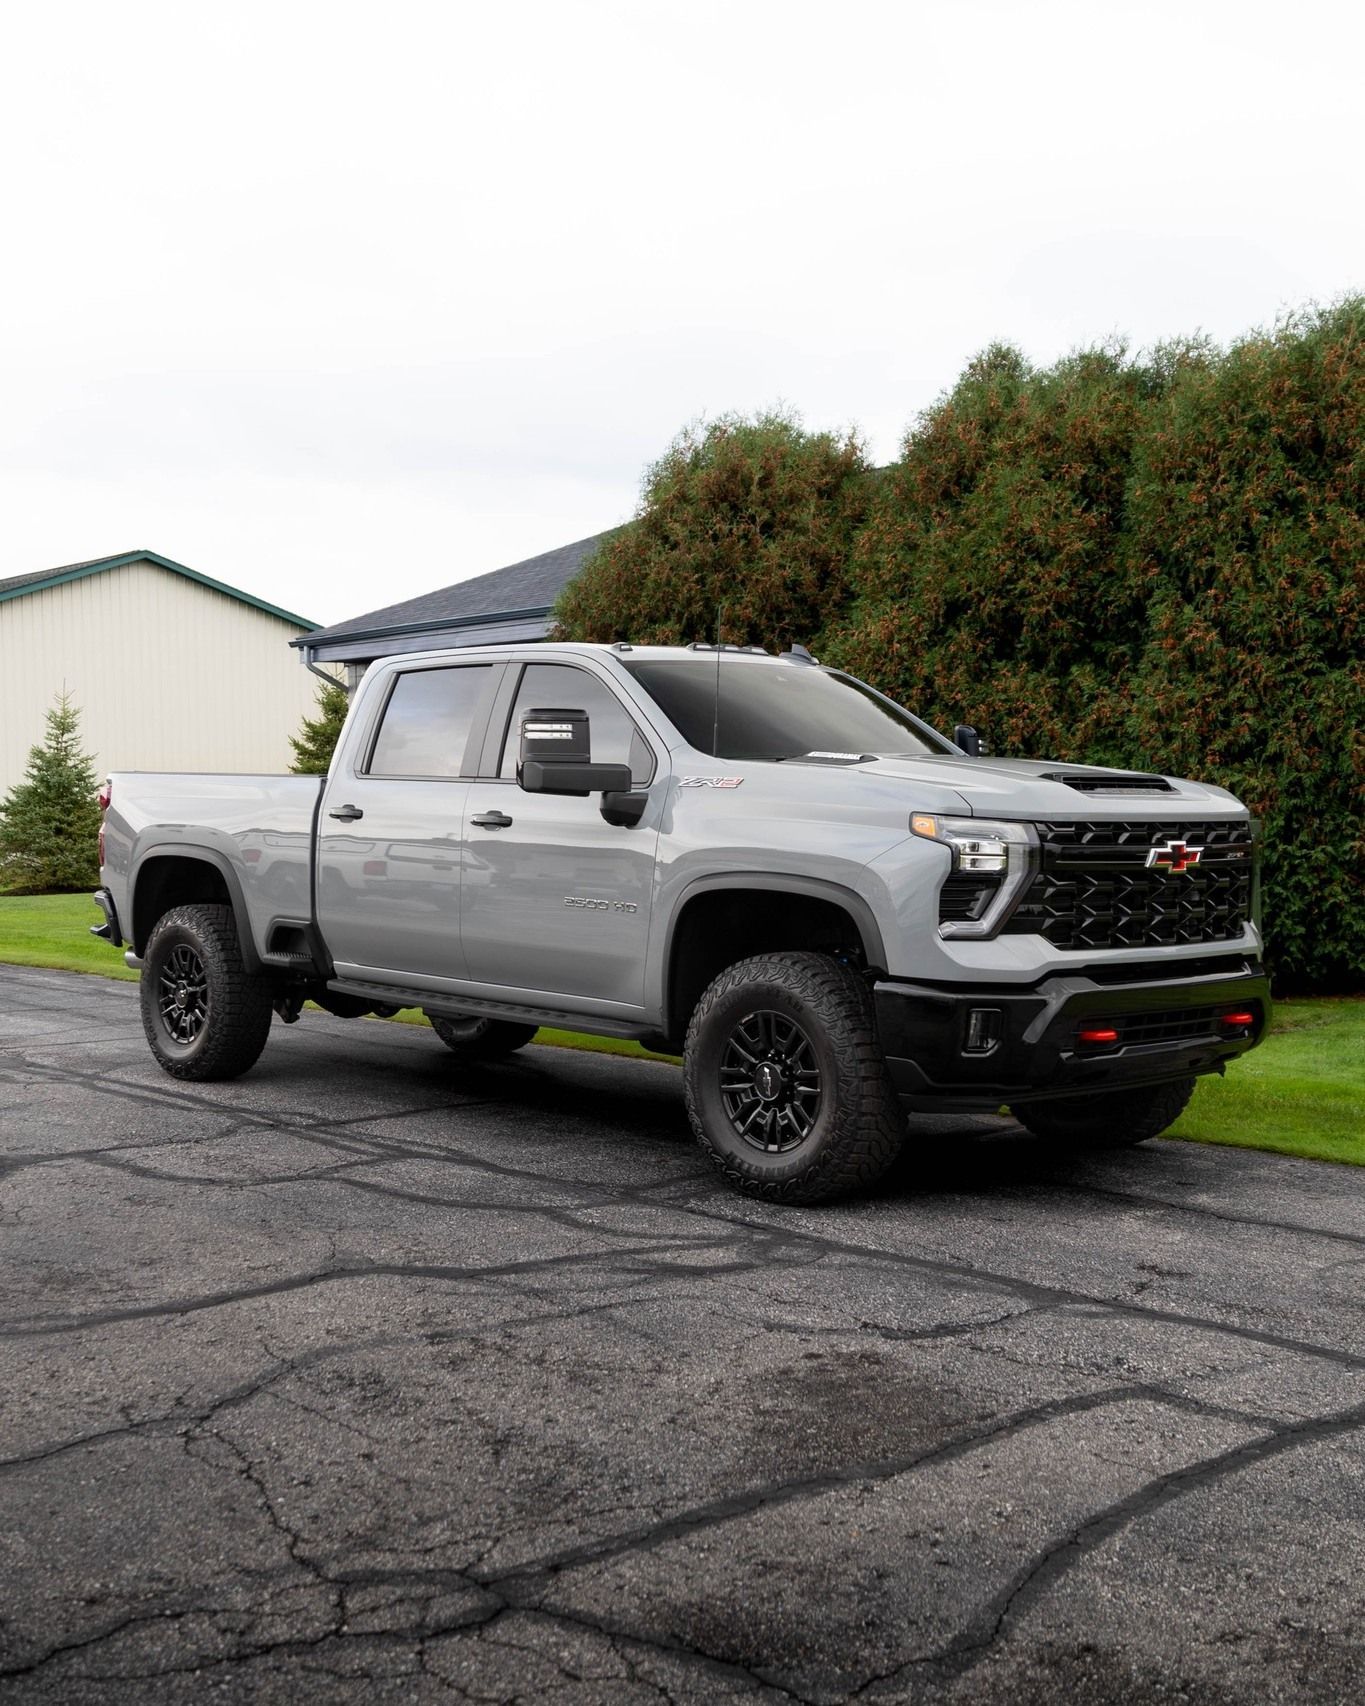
[
  {"left": 368, "top": 666, "right": 492, "bottom": 777},
  {"left": 622, "top": 660, "right": 952, "bottom": 761},
  {"left": 500, "top": 663, "right": 654, "bottom": 784}
]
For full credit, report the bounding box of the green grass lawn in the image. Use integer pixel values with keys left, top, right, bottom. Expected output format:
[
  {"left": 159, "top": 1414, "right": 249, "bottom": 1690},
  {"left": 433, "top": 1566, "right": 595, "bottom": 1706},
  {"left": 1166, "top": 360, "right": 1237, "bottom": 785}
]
[
  {"left": 0, "top": 891, "right": 141, "bottom": 980},
  {"left": 2, "top": 893, "right": 1359, "bottom": 1162},
  {"left": 1167, "top": 997, "right": 1364, "bottom": 1166}
]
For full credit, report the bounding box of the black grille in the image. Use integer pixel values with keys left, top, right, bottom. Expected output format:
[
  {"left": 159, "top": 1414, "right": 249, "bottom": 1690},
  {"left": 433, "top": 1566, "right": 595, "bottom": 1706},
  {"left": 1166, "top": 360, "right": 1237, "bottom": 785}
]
[{"left": 1004, "top": 819, "right": 1254, "bottom": 951}]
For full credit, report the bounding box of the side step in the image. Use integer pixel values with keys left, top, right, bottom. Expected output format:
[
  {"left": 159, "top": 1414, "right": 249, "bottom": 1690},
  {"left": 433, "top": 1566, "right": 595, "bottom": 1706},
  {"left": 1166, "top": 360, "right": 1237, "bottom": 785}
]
[{"left": 327, "top": 977, "right": 652, "bottom": 1042}]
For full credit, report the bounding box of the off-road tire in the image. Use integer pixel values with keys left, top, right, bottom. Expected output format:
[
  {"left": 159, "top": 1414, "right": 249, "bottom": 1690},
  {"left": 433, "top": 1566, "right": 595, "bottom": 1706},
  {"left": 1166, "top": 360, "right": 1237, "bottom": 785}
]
[
  {"left": 140, "top": 903, "right": 273, "bottom": 1081},
  {"left": 1011, "top": 1076, "right": 1197, "bottom": 1149},
  {"left": 684, "top": 951, "right": 905, "bottom": 1204},
  {"left": 428, "top": 1014, "right": 539, "bottom": 1060}
]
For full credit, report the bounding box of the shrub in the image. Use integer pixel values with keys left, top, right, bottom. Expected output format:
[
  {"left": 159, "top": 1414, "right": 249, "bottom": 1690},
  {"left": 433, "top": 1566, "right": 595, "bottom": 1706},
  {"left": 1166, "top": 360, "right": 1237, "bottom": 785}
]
[
  {"left": 827, "top": 342, "right": 1149, "bottom": 760},
  {"left": 555, "top": 412, "right": 870, "bottom": 649},
  {"left": 289, "top": 677, "right": 350, "bottom": 774},
  {"left": 1118, "top": 304, "right": 1365, "bottom": 988},
  {"left": 0, "top": 692, "right": 102, "bottom": 894}
]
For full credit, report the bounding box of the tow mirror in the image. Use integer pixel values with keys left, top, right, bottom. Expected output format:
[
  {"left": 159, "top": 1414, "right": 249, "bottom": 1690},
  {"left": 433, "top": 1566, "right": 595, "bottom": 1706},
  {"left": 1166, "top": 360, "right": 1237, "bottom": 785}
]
[
  {"left": 954, "top": 723, "right": 984, "bottom": 757},
  {"left": 518, "top": 707, "right": 632, "bottom": 796}
]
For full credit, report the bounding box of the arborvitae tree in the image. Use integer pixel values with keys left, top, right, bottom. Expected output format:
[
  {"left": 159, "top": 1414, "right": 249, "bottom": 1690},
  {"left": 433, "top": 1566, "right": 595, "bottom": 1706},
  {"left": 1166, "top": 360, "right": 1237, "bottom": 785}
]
[
  {"left": 554, "top": 411, "right": 871, "bottom": 650},
  {"left": 0, "top": 692, "right": 103, "bottom": 893},
  {"left": 289, "top": 677, "right": 350, "bottom": 774}
]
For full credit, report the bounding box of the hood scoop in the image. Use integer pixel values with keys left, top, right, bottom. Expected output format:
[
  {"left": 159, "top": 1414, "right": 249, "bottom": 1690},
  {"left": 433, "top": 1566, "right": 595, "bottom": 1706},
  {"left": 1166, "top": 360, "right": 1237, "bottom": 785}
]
[{"left": 1041, "top": 771, "right": 1176, "bottom": 794}]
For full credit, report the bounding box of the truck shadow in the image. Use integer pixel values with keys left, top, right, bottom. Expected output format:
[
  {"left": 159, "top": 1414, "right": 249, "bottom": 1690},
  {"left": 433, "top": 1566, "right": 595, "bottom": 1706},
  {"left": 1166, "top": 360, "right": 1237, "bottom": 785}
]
[{"left": 386, "top": 1039, "right": 1182, "bottom": 1205}]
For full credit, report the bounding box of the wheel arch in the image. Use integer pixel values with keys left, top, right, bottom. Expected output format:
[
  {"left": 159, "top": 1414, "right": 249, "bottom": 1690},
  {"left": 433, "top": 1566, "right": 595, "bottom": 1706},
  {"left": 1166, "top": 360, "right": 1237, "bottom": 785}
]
[
  {"left": 130, "top": 847, "right": 261, "bottom": 971},
  {"left": 660, "top": 875, "right": 888, "bottom": 1049}
]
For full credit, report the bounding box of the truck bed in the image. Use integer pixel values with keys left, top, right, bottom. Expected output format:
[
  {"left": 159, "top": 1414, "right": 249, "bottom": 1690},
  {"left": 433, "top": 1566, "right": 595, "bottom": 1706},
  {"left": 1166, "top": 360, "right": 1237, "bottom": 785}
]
[{"left": 102, "top": 772, "right": 326, "bottom": 961}]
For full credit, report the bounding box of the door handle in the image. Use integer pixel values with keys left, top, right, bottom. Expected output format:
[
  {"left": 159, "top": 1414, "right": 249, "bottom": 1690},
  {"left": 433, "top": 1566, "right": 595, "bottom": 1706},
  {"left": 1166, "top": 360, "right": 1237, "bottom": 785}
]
[
  {"left": 328, "top": 804, "right": 364, "bottom": 822},
  {"left": 471, "top": 810, "right": 514, "bottom": 829}
]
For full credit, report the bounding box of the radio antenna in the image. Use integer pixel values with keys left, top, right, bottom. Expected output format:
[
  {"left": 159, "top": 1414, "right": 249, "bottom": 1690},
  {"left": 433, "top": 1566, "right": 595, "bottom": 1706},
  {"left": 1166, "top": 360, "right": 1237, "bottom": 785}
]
[{"left": 711, "top": 604, "right": 724, "bottom": 757}]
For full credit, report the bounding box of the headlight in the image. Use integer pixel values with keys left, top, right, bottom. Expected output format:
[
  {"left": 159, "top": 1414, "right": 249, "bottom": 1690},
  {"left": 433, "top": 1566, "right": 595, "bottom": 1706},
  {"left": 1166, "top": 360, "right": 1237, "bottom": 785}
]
[
  {"left": 910, "top": 814, "right": 1038, "bottom": 939},
  {"left": 911, "top": 814, "right": 1032, "bottom": 871}
]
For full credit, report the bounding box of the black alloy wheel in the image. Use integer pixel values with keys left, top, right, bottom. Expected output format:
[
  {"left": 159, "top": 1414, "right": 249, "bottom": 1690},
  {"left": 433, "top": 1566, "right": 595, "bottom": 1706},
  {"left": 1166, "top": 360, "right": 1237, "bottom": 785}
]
[
  {"left": 718, "top": 1008, "right": 823, "bottom": 1154},
  {"left": 139, "top": 903, "right": 274, "bottom": 1081},
  {"left": 683, "top": 951, "right": 906, "bottom": 1204},
  {"left": 157, "top": 943, "right": 210, "bottom": 1045}
]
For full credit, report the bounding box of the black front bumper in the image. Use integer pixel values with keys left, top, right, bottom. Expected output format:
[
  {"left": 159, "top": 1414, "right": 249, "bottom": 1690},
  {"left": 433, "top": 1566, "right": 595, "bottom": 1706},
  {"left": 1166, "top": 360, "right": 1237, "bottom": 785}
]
[{"left": 874, "top": 955, "right": 1271, "bottom": 1111}]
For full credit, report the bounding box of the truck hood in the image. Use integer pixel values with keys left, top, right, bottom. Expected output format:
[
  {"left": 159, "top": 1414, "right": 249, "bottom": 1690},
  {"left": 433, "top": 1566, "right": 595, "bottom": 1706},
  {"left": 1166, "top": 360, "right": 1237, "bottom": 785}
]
[{"left": 856, "top": 754, "right": 1247, "bottom": 819}]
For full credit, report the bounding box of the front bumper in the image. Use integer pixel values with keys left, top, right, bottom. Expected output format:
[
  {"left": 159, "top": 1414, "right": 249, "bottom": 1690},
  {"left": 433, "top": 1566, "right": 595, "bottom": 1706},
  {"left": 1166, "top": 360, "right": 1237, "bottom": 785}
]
[{"left": 874, "top": 955, "right": 1271, "bottom": 1111}]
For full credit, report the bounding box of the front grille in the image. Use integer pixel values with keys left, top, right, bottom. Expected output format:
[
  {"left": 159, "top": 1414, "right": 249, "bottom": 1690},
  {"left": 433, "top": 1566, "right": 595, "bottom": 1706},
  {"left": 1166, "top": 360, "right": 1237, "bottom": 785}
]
[{"left": 1004, "top": 819, "right": 1254, "bottom": 951}]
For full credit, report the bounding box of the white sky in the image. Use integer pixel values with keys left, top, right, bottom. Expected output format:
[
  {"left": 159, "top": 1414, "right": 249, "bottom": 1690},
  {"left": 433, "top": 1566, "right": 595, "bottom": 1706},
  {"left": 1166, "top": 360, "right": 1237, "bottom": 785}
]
[{"left": 2, "top": 0, "right": 1361, "bottom": 627}]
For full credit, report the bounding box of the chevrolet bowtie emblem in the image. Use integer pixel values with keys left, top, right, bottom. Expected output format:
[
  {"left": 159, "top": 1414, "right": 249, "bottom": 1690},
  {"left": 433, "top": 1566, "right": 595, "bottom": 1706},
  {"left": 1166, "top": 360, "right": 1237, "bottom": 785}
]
[{"left": 1146, "top": 840, "right": 1203, "bottom": 874}]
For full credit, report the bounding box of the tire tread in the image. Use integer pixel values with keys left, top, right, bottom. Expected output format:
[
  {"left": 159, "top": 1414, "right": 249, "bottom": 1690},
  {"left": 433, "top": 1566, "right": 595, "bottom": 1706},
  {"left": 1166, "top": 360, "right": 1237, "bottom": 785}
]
[
  {"left": 140, "top": 903, "right": 273, "bottom": 1081},
  {"left": 683, "top": 951, "right": 904, "bottom": 1204}
]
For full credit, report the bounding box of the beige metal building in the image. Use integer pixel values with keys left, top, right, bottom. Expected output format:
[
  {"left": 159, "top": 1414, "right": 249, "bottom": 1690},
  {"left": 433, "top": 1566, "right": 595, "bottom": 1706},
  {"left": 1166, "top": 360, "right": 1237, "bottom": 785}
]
[{"left": 0, "top": 550, "right": 322, "bottom": 797}]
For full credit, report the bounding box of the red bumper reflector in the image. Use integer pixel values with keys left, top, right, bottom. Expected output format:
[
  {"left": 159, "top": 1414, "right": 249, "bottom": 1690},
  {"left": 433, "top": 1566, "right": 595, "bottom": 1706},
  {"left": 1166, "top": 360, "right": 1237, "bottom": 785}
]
[
  {"left": 1221, "top": 1011, "right": 1256, "bottom": 1027},
  {"left": 1078, "top": 1026, "right": 1120, "bottom": 1045}
]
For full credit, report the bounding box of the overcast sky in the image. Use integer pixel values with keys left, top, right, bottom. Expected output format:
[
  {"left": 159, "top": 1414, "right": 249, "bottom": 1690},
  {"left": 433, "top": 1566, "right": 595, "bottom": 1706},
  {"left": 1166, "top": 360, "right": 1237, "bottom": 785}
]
[{"left": 2, "top": 0, "right": 1361, "bottom": 627}]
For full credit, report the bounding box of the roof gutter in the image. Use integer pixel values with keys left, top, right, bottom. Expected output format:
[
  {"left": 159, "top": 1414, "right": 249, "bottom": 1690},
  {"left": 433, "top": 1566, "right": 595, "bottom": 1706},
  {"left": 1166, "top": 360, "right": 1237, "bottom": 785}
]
[{"left": 290, "top": 603, "right": 553, "bottom": 651}]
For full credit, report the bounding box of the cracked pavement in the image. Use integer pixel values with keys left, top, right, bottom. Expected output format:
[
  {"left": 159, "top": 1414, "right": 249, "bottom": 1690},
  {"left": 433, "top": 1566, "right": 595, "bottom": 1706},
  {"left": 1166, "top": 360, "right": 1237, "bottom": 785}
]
[{"left": 2, "top": 963, "right": 1363, "bottom": 1704}]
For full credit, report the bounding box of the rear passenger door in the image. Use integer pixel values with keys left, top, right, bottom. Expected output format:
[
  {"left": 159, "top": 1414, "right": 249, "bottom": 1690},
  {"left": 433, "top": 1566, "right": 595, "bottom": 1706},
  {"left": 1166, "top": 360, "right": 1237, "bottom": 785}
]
[
  {"left": 317, "top": 660, "right": 502, "bottom": 982},
  {"left": 458, "top": 660, "right": 664, "bottom": 1010}
]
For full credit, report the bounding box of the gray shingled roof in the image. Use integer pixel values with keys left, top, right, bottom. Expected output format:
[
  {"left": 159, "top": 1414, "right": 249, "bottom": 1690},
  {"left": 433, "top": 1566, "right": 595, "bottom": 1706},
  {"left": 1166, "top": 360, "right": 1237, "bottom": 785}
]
[{"left": 297, "top": 531, "right": 612, "bottom": 647}]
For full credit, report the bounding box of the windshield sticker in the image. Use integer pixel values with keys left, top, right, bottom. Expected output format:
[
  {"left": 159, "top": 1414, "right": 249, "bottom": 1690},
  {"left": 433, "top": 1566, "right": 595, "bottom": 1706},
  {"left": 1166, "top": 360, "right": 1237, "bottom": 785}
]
[{"left": 679, "top": 776, "right": 744, "bottom": 789}]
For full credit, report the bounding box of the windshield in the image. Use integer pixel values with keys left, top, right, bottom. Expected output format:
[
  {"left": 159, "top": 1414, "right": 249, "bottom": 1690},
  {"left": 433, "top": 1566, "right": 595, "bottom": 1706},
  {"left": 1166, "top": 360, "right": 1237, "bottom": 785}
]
[{"left": 621, "top": 659, "right": 954, "bottom": 761}]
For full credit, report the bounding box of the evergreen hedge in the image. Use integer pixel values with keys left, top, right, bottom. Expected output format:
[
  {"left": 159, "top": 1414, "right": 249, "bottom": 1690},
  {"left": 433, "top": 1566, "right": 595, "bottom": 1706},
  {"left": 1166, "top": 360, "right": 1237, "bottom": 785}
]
[
  {"left": 555, "top": 412, "right": 870, "bottom": 648},
  {"left": 556, "top": 303, "right": 1364, "bottom": 991}
]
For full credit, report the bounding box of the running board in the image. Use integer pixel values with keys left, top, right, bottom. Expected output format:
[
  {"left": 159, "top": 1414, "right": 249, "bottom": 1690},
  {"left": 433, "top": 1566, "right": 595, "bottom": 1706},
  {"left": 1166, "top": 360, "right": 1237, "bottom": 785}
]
[{"left": 326, "top": 977, "right": 652, "bottom": 1041}]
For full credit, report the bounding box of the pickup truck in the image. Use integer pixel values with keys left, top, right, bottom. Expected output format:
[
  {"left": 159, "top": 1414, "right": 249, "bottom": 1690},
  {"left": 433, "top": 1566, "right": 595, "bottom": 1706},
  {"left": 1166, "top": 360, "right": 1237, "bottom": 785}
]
[{"left": 93, "top": 641, "right": 1270, "bottom": 1203}]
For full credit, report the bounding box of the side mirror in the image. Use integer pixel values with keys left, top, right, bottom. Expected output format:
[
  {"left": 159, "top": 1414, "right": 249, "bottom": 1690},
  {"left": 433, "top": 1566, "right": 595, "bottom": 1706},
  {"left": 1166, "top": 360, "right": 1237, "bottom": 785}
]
[
  {"left": 954, "top": 723, "right": 983, "bottom": 758},
  {"left": 518, "top": 706, "right": 633, "bottom": 796}
]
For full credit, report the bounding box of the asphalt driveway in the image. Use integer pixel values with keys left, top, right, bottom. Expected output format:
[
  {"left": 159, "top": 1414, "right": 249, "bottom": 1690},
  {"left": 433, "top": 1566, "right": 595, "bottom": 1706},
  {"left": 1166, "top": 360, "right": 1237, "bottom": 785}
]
[{"left": 2, "top": 963, "right": 1363, "bottom": 1704}]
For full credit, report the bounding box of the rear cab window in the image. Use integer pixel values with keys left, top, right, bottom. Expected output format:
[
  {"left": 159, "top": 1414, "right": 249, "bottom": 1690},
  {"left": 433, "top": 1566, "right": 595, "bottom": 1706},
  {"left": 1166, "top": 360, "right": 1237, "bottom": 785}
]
[{"left": 365, "top": 665, "right": 497, "bottom": 778}]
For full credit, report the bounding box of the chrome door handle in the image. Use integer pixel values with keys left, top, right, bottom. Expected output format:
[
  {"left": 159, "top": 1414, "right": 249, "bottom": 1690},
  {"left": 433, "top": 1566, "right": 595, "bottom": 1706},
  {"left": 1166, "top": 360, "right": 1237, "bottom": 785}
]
[
  {"left": 471, "top": 811, "right": 514, "bottom": 829},
  {"left": 328, "top": 804, "right": 364, "bottom": 822}
]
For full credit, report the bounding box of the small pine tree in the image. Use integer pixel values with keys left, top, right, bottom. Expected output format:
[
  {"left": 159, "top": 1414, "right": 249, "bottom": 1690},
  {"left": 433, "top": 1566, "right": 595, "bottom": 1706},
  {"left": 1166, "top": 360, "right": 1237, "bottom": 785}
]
[
  {"left": 289, "top": 677, "right": 350, "bottom": 774},
  {"left": 0, "top": 691, "right": 103, "bottom": 894}
]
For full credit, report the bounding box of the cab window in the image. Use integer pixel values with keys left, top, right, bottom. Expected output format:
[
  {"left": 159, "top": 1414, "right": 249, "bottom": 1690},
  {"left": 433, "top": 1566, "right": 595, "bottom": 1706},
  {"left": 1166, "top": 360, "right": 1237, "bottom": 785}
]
[
  {"left": 366, "top": 665, "right": 493, "bottom": 778},
  {"left": 498, "top": 663, "right": 654, "bottom": 785}
]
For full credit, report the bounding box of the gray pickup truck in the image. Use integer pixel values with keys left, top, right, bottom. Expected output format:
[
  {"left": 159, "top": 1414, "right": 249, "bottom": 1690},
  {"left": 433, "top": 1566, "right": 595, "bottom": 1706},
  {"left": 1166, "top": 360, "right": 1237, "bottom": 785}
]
[{"left": 93, "top": 641, "right": 1269, "bottom": 1202}]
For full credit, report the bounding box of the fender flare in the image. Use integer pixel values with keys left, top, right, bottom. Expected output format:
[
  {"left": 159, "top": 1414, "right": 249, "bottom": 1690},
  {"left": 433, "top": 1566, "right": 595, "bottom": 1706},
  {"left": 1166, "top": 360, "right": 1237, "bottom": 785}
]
[
  {"left": 658, "top": 872, "right": 889, "bottom": 1034},
  {"left": 129, "top": 844, "right": 263, "bottom": 972}
]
